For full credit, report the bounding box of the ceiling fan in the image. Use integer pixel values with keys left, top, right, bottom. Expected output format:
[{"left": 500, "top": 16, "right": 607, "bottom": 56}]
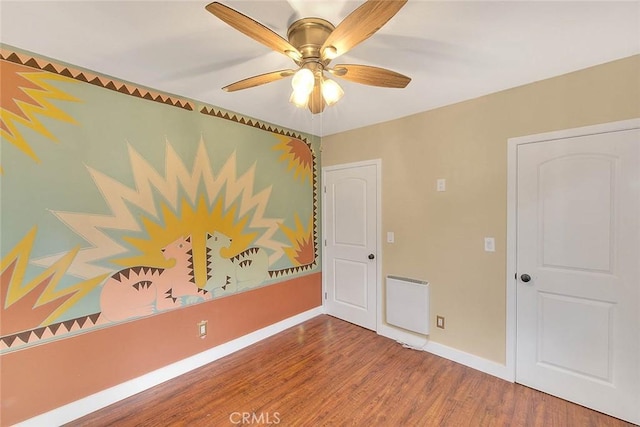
[{"left": 205, "top": 0, "right": 411, "bottom": 114}]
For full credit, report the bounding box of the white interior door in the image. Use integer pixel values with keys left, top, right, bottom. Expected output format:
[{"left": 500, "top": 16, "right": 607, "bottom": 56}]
[
  {"left": 323, "top": 161, "right": 378, "bottom": 330},
  {"left": 515, "top": 127, "right": 639, "bottom": 424}
]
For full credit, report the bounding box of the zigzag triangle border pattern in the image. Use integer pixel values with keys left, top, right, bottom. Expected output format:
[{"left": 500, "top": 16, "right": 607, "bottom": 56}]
[
  {"left": 0, "top": 47, "right": 315, "bottom": 140},
  {"left": 312, "top": 149, "right": 319, "bottom": 267},
  {"left": 0, "top": 48, "right": 194, "bottom": 111},
  {"left": 1, "top": 47, "right": 314, "bottom": 150},
  {"left": 0, "top": 312, "right": 107, "bottom": 353},
  {"left": 268, "top": 262, "right": 317, "bottom": 279},
  {"left": 199, "top": 106, "right": 307, "bottom": 142}
]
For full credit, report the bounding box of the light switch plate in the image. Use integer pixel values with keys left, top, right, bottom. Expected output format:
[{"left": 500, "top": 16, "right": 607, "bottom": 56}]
[
  {"left": 198, "top": 320, "right": 207, "bottom": 338},
  {"left": 484, "top": 237, "right": 495, "bottom": 252},
  {"left": 387, "top": 231, "right": 395, "bottom": 243}
]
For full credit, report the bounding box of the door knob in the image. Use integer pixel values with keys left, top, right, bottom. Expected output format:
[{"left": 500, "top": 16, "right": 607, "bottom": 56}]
[
  {"left": 520, "top": 274, "right": 532, "bottom": 282},
  {"left": 368, "top": 254, "right": 375, "bottom": 260}
]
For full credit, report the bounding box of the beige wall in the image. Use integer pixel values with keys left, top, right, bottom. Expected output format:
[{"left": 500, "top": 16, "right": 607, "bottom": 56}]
[{"left": 321, "top": 55, "right": 640, "bottom": 364}]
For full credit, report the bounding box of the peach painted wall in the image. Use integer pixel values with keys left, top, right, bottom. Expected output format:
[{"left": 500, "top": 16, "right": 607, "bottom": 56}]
[{"left": 2, "top": 273, "right": 321, "bottom": 425}]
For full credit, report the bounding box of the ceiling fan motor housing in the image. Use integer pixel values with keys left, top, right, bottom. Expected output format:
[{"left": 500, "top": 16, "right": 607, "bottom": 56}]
[{"left": 287, "top": 18, "right": 335, "bottom": 66}]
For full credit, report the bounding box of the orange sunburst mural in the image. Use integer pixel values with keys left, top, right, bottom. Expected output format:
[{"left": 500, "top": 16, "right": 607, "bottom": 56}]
[
  {"left": 0, "top": 228, "right": 105, "bottom": 335},
  {"left": 0, "top": 59, "right": 78, "bottom": 173},
  {"left": 272, "top": 134, "right": 314, "bottom": 184},
  {"left": 279, "top": 213, "right": 315, "bottom": 266}
]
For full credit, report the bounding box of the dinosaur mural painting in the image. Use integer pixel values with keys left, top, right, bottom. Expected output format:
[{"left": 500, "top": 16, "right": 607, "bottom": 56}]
[
  {"left": 100, "top": 235, "right": 210, "bottom": 322},
  {"left": 204, "top": 231, "right": 269, "bottom": 296}
]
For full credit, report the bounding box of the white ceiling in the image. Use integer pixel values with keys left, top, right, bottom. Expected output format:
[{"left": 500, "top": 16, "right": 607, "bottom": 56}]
[{"left": 1, "top": 1, "right": 638, "bottom": 136}]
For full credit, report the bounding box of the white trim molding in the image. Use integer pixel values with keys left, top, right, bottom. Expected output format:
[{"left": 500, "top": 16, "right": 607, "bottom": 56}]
[
  {"left": 505, "top": 118, "right": 640, "bottom": 384},
  {"left": 378, "top": 323, "right": 511, "bottom": 381},
  {"left": 422, "top": 340, "right": 512, "bottom": 382},
  {"left": 17, "top": 306, "right": 324, "bottom": 427}
]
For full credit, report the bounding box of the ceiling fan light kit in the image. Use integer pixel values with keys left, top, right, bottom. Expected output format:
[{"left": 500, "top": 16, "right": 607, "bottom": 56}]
[
  {"left": 289, "top": 58, "right": 344, "bottom": 109},
  {"left": 291, "top": 68, "right": 315, "bottom": 94},
  {"left": 289, "top": 88, "right": 309, "bottom": 109},
  {"left": 205, "top": 0, "right": 411, "bottom": 114},
  {"left": 321, "top": 78, "right": 344, "bottom": 106}
]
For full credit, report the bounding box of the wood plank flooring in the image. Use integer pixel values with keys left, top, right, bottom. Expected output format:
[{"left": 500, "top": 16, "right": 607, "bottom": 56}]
[{"left": 66, "top": 315, "right": 634, "bottom": 426}]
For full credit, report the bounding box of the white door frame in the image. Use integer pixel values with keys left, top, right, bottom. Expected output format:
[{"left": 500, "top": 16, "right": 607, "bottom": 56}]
[
  {"left": 321, "top": 159, "right": 382, "bottom": 331},
  {"left": 505, "top": 118, "right": 640, "bottom": 382}
]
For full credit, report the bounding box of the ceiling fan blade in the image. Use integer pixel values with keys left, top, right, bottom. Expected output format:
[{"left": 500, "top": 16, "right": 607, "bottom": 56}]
[
  {"left": 205, "top": 2, "right": 302, "bottom": 60},
  {"left": 308, "top": 80, "right": 326, "bottom": 114},
  {"left": 223, "top": 69, "right": 296, "bottom": 92},
  {"left": 320, "top": 0, "right": 407, "bottom": 61},
  {"left": 330, "top": 64, "right": 411, "bottom": 88}
]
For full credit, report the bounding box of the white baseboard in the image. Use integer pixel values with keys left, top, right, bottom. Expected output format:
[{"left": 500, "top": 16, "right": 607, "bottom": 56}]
[
  {"left": 17, "top": 306, "right": 324, "bottom": 427},
  {"left": 378, "top": 323, "right": 428, "bottom": 348},
  {"left": 378, "top": 323, "right": 513, "bottom": 382},
  {"left": 422, "top": 340, "right": 513, "bottom": 382}
]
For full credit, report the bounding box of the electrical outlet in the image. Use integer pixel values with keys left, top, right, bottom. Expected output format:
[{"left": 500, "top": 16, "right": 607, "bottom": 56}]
[
  {"left": 198, "top": 320, "right": 207, "bottom": 338},
  {"left": 436, "top": 178, "right": 446, "bottom": 192},
  {"left": 436, "top": 315, "right": 445, "bottom": 329}
]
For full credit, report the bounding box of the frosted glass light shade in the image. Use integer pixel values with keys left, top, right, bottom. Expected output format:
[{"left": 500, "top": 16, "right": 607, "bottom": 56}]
[
  {"left": 291, "top": 68, "right": 315, "bottom": 94},
  {"left": 321, "top": 78, "right": 344, "bottom": 106},
  {"left": 289, "top": 89, "right": 309, "bottom": 108}
]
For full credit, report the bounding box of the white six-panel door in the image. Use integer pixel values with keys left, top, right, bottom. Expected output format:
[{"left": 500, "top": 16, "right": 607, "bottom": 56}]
[
  {"left": 323, "top": 161, "right": 378, "bottom": 330},
  {"left": 515, "top": 127, "right": 639, "bottom": 424}
]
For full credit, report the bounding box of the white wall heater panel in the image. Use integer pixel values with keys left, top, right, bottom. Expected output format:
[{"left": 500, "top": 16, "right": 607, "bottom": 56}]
[{"left": 386, "top": 275, "right": 430, "bottom": 335}]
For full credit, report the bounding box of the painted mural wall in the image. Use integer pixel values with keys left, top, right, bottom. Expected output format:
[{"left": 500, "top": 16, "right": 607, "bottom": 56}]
[{"left": 1, "top": 44, "right": 320, "bottom": 374}]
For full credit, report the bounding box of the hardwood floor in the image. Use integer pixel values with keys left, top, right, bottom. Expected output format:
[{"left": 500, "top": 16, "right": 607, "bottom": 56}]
[{"left": 66, "top": 315, "right": 634, "bottom": 426}]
